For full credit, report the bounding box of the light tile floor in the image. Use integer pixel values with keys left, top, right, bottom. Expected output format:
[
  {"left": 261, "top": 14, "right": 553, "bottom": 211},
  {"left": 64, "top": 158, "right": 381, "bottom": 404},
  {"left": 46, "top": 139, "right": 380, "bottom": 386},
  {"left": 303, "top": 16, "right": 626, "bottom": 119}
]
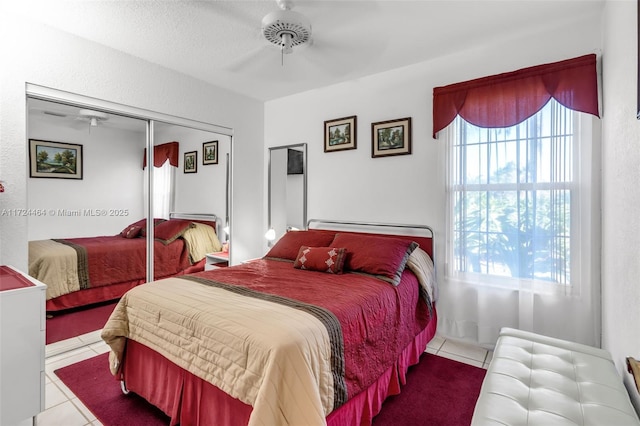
[{"left": 35, "top": 332, "right": 493, "bottom": 426}]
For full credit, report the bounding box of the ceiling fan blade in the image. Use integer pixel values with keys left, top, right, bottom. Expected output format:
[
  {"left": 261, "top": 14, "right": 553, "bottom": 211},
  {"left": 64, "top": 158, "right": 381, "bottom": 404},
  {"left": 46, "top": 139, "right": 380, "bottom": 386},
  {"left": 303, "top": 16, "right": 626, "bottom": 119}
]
[
  {"left": 295, "top": 28, "right": 389, "bottom": 78},
  {"left": 296, "top": 0, "right": 380, "bottom": 29},
  {"left": 226, "top": 43, "right": 276, "bottom": 73},
  {"left": 70, "top": 119, "right": 89, "bottom": 130},
  {"left": 42, "top": 110, "right": 68, "bottom": 118},
  {"left": 201, "top": 2, "right": 269, "bottom": 31}
]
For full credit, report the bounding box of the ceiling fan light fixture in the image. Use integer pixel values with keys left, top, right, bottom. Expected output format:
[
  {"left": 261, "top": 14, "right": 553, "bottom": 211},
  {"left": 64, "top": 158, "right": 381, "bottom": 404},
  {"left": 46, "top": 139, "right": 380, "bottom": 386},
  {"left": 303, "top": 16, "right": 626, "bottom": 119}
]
[
  {"left": 261, "top": 8, "right": 311, "bottom": 54},
  {"left": 281, "top": 32, "right": 293, "bottom": 54},
  {"left": 78, "top": 109, "right": 109, "bottom": 128}
]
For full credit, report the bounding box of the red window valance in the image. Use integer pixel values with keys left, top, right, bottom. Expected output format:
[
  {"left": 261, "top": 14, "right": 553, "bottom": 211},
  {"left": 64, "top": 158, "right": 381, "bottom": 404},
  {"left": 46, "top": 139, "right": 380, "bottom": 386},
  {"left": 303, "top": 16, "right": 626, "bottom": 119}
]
[
  {"left": 432, "top": 54, "right": 599, "bottom": 138},
  {"left": 143, "top": 141, "right": 179, "bottom": 168}
]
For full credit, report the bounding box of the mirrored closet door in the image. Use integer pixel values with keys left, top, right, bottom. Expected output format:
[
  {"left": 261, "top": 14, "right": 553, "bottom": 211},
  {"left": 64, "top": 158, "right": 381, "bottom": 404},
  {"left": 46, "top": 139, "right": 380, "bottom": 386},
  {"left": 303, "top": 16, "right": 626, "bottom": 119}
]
[
  {"left": 26, "top": 86, "right": 233, "bottom": 353},
  {"left": 267, "top": 143, "right": 307, "bottom": 243},
  {"left": 27, "top": 96, "right": 150, "bottom": 279}
]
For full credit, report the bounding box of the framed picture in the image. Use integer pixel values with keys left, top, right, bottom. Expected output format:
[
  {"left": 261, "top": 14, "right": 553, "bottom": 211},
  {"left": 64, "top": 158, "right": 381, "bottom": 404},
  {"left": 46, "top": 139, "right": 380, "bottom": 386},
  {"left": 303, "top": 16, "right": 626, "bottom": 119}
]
[
  {"left": 371, "top": 117, "right": 412, "bottom": 158},
  {"left": 184, "top": 151, "right": 197, "bottom": 173},
  {"left": 29, "top": 139, "right": 83, "bottom": 179},
  {"left": 203, "top": 140, "right": 218, "bottom": 165},
  {"left": 324, "top": 115, "right": 357, "bottom": 152}
]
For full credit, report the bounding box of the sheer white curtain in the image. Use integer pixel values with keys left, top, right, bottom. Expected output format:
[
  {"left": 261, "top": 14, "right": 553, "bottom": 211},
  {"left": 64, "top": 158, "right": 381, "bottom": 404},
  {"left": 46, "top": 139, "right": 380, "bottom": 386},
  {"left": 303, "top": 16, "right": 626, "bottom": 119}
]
[
  {"left": 144, "top": 161, "right": 175, "bottom": 220},
  {"left": 437, "top": 100, "right": 601, "bottom": 349}
]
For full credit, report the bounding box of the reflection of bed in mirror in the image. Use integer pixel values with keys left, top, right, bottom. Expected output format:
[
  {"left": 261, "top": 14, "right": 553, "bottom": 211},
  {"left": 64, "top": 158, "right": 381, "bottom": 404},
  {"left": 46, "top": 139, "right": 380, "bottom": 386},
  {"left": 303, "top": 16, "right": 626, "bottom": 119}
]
[
  {"left": 101, "top": 220, "right": 437, "bottom": 426},
  {"left": 29, "top": 212, "right": 221, "bottom": 312}
]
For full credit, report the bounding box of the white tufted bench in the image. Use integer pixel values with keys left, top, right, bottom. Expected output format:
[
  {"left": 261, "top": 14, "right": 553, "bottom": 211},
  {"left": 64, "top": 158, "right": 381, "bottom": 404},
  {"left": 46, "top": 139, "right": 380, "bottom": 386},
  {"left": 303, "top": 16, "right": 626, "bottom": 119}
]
[{"left": 471, "top": 327, "right": 640, "bottom": 425}]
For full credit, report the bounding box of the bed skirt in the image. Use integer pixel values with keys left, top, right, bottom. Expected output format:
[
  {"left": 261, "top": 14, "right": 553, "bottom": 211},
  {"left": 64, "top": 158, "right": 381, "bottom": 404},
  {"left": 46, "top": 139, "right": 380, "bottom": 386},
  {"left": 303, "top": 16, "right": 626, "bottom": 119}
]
[
  {"left": 120, "top": 308, "right": 438, "bottom": 426},
  {"left": 46, "top": 260, "right": 205, "bottom": 312}
]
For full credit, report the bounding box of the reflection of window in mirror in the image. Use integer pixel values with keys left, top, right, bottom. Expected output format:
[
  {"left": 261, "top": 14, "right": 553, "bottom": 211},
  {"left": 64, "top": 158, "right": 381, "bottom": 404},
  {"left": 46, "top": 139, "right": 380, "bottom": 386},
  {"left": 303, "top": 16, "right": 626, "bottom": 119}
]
[
  {"left": 268, "top": 144, "right": 307, "bottom": 243},
  {"left": 152, "top": 123, "right": 231, "bottom": 241}
]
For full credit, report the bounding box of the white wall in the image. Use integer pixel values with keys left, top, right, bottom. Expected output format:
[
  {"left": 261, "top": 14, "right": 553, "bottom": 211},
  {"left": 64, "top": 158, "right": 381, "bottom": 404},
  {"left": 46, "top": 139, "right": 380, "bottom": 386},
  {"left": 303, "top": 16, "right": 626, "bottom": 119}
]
[
  {"left": 602, "top": 0, "right": 640, "bottom": 412},
  {"left": 27, "top": 116, "right": 145, "bottom": 240},
  {"left": 265, "top": 10, "right": 603, "bottom": 276},
  {"left": 0, "top": 13, "right": 265, "bottom": 270}
]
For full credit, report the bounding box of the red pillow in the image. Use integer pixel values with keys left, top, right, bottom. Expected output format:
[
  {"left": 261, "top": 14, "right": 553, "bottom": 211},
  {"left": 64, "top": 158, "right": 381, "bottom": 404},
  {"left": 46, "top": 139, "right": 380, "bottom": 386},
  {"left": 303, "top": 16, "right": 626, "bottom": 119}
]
[
  {"left": 264, "top": 230, "right": 337, "bottom": 261},
  {"left": 120, "top": 224, "right": 142, "bottom": 239},
  {"left": 293, "top": 246, "right": 347, "bottom": 274},
  {"left": 330, "top": 233, "right": 418, "bottom": 286},
  {"left": 120, "top": 218, "right": 164, "bottom": 238},
  {"left": 153, "top": 219, "right": 194, "bottom": 244},
  {"left": 135, "top": 218, "right": 167, "bottom": 237}
]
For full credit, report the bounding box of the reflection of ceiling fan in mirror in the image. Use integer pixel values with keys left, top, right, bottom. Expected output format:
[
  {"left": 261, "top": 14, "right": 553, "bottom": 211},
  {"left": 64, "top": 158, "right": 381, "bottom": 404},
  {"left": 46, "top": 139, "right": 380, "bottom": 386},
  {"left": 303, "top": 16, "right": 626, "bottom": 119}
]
[
  {"left": 28, "top": 98, "right": 146, "bottom": 132},
  {"left": 29, "top": 100, "right": 108, "bottom": 126},
  {"left": 76, "top": 109, "right": 109, "bottom": 129}
]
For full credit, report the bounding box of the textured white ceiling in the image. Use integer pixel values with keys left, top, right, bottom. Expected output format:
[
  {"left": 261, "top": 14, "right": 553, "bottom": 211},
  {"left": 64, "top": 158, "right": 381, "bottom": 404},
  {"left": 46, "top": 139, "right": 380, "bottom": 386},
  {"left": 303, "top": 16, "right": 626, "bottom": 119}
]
[{"left": 14, "top": 0, "right": 604, "bottom": 101}]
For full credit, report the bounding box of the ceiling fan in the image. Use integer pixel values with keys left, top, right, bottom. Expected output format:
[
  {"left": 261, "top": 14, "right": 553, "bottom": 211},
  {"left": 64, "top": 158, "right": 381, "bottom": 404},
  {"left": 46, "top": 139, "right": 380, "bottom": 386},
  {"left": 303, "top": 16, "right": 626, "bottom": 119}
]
[
  {"left": 75, "top": 109, "right": 109, "bottom": 128},
  {"left": 30, "top": 101, "right": 110, "bottom": 130},
  {"left": 224, "top": 0, "right": 383, "bottom": 79},
  {"left": 261, "top": 0, "right": 312, "bottom": 58}
]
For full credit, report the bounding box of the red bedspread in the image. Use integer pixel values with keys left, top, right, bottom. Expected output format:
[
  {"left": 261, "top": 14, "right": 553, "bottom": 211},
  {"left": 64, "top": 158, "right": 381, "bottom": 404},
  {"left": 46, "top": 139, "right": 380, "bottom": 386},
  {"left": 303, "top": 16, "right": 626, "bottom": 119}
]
[
  {"left": 188, "top": 259, "right": 432, "bottom": 399},
  {"left": 59, "top": 236, "right": 191, "bottom": 288}
]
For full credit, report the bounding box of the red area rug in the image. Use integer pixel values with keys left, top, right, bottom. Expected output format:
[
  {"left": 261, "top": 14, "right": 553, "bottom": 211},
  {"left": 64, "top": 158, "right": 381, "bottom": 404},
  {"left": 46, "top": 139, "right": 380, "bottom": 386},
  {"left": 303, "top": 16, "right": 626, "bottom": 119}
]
[
  {"left": 373, "top": 353, "right": 486, "bottom": 425},
  {"left": 46, "top": 301, "right": 118, "bottom": 344},
  {"left": 55, "top": 352, "right": 485, "bottom": 426},
  {"left": 55, "top": 353, "right": 169, "bottom": 425}
]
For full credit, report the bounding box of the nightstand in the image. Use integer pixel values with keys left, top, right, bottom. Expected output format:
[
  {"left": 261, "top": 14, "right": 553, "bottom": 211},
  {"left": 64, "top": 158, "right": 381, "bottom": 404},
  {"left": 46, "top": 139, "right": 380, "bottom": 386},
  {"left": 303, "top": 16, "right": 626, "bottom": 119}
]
[{"left": 205, "top": 251, "right": 229, "bottom": 270}]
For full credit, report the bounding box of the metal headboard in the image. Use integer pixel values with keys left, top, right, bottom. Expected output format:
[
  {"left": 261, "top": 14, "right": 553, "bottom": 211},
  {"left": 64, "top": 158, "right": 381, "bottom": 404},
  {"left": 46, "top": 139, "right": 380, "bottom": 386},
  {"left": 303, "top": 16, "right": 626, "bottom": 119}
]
[
  {"left": 169, "top": 212, "right": 217, "bottom": 222},
  {"left": 307, "top": 219, "right": 433, "bottom": 239}
]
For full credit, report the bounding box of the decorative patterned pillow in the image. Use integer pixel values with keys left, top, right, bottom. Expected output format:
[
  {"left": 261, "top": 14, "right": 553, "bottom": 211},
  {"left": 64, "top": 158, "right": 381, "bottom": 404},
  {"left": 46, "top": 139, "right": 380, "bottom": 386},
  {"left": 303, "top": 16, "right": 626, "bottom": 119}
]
[
  {"left": 119, "top": 218, "right": 161, "bottom": 238},
  {"left": 264, "top": 229, "right": 337, "bottom": 261},
  {"left": 330, "top": 233, "right": 418, "bottom": 286},
  {"left": 293, "top": 246, "right": 347, "bottom": 274},
  {"left": 153, "top": 219, "right": 195, "bottom": 244},
  {"left": 120, "top": 224, "right": 143, "bottom": 239}
]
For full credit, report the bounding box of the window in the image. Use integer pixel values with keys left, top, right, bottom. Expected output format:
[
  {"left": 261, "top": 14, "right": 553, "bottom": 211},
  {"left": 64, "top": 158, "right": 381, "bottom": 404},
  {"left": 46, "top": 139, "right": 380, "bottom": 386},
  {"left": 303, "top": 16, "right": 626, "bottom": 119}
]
[
  {"left": 435, "top": 55, "right": 600, "bottom": 346},
  {"left": 152, "top": 161, "right": 175, "bottom": 219},
  {"left": 447, "top": 100, "right": 582, "bottom": 288}
]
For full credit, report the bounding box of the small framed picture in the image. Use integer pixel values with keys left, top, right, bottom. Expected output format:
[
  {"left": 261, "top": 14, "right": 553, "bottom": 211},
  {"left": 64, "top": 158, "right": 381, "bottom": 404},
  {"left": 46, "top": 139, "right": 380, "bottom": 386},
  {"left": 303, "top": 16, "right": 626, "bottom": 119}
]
[
  {"left": 324, "top": 115, "right": 357, "bottom": 152},
  {"left": 184, "top": 151, "right": 197, "bottom": 173},
  {"left": 203, "top": 140, "right": 218, "bottom": 165},
  {"left": 29, "top": 139, "right": 83, "bottom": 179},
  {"left": 371, "top": 117, "right": 412, "bottom": 158}
]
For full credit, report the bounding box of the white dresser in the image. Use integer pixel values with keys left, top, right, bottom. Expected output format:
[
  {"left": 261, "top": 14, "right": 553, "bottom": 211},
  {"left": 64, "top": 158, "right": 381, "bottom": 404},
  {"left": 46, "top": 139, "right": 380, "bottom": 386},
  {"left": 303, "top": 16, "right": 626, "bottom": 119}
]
[{"left": 0, "top": 265, "right": 46, "bottom": 426}]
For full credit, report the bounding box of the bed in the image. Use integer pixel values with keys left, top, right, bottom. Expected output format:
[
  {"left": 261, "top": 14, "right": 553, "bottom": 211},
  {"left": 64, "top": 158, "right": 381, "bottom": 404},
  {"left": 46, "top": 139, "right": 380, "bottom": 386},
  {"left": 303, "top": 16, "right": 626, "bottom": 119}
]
[
  {"left": 29, "top": 213, "right": 222, "bottom": 312},
  {"left": 101, "top": 220, "right": 437, "bottom": 426}
]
